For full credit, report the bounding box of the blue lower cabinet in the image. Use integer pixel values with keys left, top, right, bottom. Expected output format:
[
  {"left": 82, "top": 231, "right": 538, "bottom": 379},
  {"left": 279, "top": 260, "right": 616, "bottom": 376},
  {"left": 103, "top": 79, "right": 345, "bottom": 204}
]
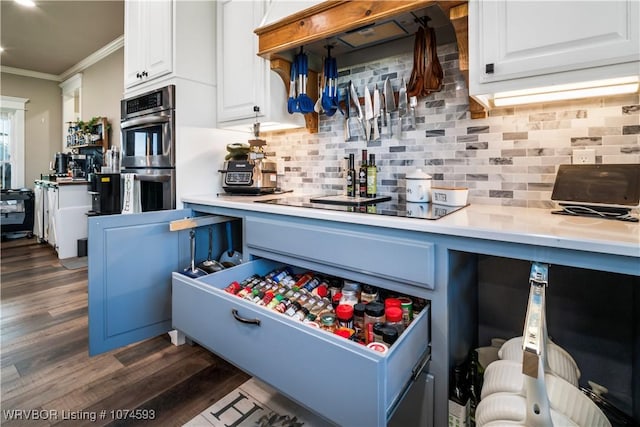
[
  {"left": 172, "top": 259, "right": 431, "bottom": 427},
  {"left": 88, "top": 209, "right": 193, "bottom": 356}
]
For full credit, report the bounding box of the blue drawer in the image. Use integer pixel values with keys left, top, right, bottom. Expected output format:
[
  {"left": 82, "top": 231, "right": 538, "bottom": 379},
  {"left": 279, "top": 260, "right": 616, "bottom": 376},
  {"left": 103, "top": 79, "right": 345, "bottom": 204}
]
[
  {"left": 245, "top": 217, "right": 436, "bottom": 289},
  {"left": 172, "top": 259, "right": 431, "bottom": 427}
]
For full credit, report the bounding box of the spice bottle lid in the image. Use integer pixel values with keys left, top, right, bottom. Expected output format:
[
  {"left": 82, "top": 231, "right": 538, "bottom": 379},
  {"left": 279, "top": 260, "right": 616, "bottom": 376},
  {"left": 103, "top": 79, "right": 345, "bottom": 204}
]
[
  {"left": 382, "top": 326, "right": 399, "bottom": 345},
  {"left": 274, "top": 294, "right": 284, "bottom": 302},
  {"left": 354, "top": 303, "right": 366, "bottom": 316},
  {"left": 315, "top": 284, "right": 328, "bottom": 297},
  {"left": 365, "top": 301, "right": 385, "bottom": 317},
  {"left": 384, "top": 298, "right": 402, "bottom": 309},
  {"left": 336, "top": 304, "right": 354, "bottom": 320},
  {"left": 386, "top": 307, "right": 403, "bottom": 323}
]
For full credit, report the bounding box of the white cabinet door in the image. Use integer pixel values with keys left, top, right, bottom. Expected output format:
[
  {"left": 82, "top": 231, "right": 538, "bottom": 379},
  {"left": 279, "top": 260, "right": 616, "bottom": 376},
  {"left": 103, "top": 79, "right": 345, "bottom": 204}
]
[
  {"left": 124, "top": 0, "right": 173, "bottom": 89},
  {"left": 470, "top": 0, "right": 640, "bottom": 91},
  {"left": 216, "top": 0, "right": 267, "bottom": 123}
]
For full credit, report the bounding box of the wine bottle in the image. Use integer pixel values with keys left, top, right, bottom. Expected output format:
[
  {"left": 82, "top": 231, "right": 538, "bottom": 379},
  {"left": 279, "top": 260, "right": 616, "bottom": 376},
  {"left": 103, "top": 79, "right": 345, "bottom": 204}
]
[
  {"left": 346, "top": 154, "right": 356, "bottom": 197},
  {"left": 366, "top": 153, "right": 377, "bottom": 198},
  {"left": 359, "top": 150, "right": 368, "bottom": 197},
  {"left": 449, "top": 363, "right": 469, "bottom": 427}
]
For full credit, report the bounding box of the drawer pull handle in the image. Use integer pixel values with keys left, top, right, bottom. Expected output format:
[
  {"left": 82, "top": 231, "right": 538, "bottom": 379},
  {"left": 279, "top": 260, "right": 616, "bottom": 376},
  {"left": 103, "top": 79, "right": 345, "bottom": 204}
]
[{"left": 232, "top": 309, "right": 261, "bottom": 326}]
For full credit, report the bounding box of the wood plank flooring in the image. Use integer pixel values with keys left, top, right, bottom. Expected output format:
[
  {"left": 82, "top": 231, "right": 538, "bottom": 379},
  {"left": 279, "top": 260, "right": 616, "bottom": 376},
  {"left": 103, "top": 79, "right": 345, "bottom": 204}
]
[{"left": 1, "top": 237, "right": 250, "bottom": 427}]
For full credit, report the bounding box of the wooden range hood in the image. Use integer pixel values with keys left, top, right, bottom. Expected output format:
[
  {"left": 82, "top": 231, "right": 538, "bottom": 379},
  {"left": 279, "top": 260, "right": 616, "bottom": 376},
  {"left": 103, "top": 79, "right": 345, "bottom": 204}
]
[{"left": 254, "top": 0, "right": 485, "bottom": 133}]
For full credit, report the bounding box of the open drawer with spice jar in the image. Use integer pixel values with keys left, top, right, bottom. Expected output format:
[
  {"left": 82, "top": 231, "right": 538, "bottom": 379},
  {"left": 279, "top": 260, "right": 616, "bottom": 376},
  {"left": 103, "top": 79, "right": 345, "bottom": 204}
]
[{"left": 172, "top": 258, "right": 432, "bottom": 427}]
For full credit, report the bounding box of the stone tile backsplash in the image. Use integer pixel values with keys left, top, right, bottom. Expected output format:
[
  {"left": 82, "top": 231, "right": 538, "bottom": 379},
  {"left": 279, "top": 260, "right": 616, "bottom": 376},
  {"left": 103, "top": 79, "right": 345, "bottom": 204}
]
[{"left": 264, "top": 42, "right": 640, "bottom": 208}]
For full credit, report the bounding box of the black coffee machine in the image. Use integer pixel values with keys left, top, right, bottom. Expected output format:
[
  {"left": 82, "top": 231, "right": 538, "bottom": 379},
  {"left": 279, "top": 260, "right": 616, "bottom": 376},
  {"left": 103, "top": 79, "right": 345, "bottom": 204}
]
[
  {"left": 53, "top": 152, "right": 69, "bottom": 176},
  {"left": 89, "top": 173, "right": 121, "bottom": 215}
]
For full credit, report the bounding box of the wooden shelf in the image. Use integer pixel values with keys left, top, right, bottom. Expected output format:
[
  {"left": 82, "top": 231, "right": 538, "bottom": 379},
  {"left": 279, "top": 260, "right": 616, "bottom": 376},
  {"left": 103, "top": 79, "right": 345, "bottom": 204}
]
[{"left": 255, "top": 0, "right": 486, "bottom": 120}]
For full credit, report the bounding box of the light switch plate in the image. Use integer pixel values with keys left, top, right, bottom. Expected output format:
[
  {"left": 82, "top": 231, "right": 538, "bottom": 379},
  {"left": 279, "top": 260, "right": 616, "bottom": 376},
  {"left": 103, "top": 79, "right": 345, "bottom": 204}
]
[{"left": 572, "top": 149, "right": 595, "bottom": 164}]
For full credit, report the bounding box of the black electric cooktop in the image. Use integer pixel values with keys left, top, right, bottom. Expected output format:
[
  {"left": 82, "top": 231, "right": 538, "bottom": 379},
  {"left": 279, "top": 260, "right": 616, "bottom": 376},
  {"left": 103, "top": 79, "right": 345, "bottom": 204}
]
[{"left": 255, "top": 194, "right": 467, "bottom": 220}]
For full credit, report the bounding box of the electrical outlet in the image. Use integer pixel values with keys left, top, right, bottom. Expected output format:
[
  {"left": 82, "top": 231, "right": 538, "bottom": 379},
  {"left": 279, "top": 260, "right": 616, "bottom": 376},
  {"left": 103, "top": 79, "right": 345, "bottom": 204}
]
[{"left": 572, "top": 149, "right": 595, "bottom": 164}]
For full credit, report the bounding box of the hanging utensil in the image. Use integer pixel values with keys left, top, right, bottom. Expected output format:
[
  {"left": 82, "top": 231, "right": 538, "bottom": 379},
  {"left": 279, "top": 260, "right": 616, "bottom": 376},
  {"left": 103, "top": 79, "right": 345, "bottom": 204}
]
[
  {"left": 296, "top": 48, "right": 315, "bottom": 114},
  {"left": 349, "top": 81, "right": 366, "bottom": 138},
  {"left": 197, "top": 226, "right": 225, "bottom": 273},
  {"left": 423, "top": 25, "right": 443, "bottom": 94},
  {"left": 398, "top": 77, "right": 408, "bottom": 135},
  {"left": 314, "top": 57, "right": 325, "bottom": 114},
  {"left": 287, "top": 58, "right": 299, "bottom": 114},
  {"left": 344, "top": 87, "right": 351, "bottom": 141},
  {"left": 408, "top": 26, "right": 426, "bottom": 98},
  {"left": 219, "top": 221, "right": 242, "bottom": 268},
  {"left": 373, "top": 85, "right": 381, "bottom": 140},
  {"left": 330, "top": 55, "right": 342, "bottom": 114},
  {"left": 409, "top": 96, "right": 417, "bottom": 130},
  {"left": 384, "top": 78, "right": 395, "bottom": 137},
  {"left": 322, "top": 46, "right": 336, "bottom": 115},
  {"left": 182, "top": 229, "right": 208, "bottom": 278},
  {"left": 363, "top": 85, "right": 373, "bottom": 141}
]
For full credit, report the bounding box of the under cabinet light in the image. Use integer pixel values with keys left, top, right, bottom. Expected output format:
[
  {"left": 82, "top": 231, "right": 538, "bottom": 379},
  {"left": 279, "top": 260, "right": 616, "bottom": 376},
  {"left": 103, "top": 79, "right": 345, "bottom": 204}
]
[
  {"left": 15, "top": 0, "right": 36, "bottom": 7},
  {"left": 492, "top": 76, "right": 639, "bottom": 107}
]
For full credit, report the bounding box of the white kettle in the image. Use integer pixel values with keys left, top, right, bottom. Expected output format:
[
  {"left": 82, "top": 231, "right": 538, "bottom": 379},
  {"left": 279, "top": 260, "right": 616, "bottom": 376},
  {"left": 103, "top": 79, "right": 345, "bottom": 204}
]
[{"left": 406, "top": 168, "right": 432, "bottom": 202}]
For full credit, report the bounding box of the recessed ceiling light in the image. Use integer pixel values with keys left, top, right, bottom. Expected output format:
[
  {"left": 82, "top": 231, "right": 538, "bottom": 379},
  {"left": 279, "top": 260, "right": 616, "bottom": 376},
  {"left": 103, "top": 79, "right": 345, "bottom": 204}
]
[{"left": 15, "top": 0, "right": 36, "bottom": 7}]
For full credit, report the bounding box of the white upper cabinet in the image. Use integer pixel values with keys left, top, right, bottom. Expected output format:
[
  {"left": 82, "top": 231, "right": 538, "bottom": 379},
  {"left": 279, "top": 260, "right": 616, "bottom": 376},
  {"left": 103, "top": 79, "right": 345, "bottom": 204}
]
[
  {"left": 260, "top": 0, "right": 325, "bottom": 27},
  {"left": 216, "top": 0, "right": 266, "bottom": 124},
  {"left": 124, "top": 0, "right": 173, "bottom": 89},
  {"left": 124, "top": 0, "right": 215, "bottom": 92},
  {"left": 216, "top": 0, "right": 305, "bottom": 132},
  {"left": 469, "top": 0, "right": 640, "bottom": 96}
]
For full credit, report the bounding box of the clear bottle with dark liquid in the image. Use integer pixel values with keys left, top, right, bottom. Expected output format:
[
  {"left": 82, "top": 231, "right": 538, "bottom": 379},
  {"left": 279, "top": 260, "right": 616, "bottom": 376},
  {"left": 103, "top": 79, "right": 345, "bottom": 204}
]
[
  {"left": 346, "top": 153, "right": 356, "bottom": 197},
  {"left": 359, "top": 149, "right": 368, "bottom": 197}
]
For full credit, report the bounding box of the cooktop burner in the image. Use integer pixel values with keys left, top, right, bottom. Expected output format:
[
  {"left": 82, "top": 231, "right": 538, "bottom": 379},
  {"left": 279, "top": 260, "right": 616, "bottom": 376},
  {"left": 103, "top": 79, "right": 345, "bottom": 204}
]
[{"left": 255, "top": 194, "right": 467, "bottom": 220}]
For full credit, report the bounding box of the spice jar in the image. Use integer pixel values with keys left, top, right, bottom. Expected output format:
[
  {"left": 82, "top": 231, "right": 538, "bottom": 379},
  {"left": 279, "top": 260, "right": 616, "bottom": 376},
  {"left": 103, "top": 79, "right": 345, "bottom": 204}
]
[
  {"left": 361, "top": 285, "right": 379, "bottom": 303},
  {"left": 339, "top": 289, "right": 358, "bottom": 307},
  {"left": 336, "top": 304, "right": 354, "bottom": 329},
  {"left": 382, "top": 326, "right": 399, "bottom": 346},
  {"left": 372, "top": 322, "right": 386, "bottom": 343},
  {"left": 353, "top": 303, "right": 366, "bottom": 343},
  {"left": 384, "top": 297, "right": 402, "bottom": 310},
  {"left": 385, "top": 306, "right": 404, "bottom": 333},
  {"left": 364, "top": 301, "right": 385, "bottom": 344},
  {"left": 398, "top": 297, "right": 414, "bottom": 327},
  {"left": 319, "top": 312, "right": 337, "bottom": 332}
]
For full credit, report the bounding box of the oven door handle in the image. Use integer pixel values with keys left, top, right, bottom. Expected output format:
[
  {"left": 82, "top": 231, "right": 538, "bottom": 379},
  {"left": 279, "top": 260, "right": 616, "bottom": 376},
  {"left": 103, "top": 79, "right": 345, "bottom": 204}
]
[
  {"left": 130, "top": 174, "right": 172, "bottom": 182},
  {"left": 121, "top": 115, "right": 170, "bottom": 129}
]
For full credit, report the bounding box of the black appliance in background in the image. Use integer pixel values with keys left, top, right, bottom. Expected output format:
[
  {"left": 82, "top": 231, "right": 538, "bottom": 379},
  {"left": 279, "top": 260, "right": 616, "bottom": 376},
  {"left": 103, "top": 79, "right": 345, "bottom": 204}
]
[
  {"left": 120, "top": 85, "right": 176, "bottom": 211},
  {"left": 88, "top": 173, "right": 121, "bottom": 215},
  {"left": 53, "top": 152, "right": 69, "bottom": 176}
]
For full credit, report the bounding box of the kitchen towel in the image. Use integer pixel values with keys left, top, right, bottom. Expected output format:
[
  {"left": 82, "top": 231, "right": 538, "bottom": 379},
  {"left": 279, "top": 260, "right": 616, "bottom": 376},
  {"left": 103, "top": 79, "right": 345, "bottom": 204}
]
[{"left": 121, "top": 173, "right": 141, "bottom": 214}]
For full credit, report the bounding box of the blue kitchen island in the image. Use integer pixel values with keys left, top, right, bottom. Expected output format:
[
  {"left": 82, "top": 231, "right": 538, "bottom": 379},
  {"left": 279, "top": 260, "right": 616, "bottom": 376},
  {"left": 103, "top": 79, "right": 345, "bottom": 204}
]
[{"left": 88, "top": 192, "right": 640, "bottom": 426}]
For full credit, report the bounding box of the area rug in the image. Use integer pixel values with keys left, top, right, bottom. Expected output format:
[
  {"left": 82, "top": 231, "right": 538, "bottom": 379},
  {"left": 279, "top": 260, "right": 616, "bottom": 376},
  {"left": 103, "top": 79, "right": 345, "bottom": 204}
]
[
  {"left": 59, "top": 256, "right": 88, "bottom": 270},
  {"left": 184, "top": 378, "right": 333, "bottom": 427}
]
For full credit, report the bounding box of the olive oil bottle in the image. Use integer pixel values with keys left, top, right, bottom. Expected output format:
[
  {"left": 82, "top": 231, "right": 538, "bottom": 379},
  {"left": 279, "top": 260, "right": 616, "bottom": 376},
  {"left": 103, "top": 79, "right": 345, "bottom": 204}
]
[
  {"left": 359, "top": 149, "right": 368, "bottom": 197},
  {"left": 366, "top": 153, "right": 377, "bottom": 197},
  {"left": 346, "top": 154, "right": 356, "bottom": 197}
]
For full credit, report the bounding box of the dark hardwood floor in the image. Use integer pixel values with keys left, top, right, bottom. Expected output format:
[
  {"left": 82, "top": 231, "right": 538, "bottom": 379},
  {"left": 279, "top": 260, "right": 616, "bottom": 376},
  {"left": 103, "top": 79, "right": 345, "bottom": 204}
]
[{"left": 1, "top": 236, "right": 250, "bottom": 427}]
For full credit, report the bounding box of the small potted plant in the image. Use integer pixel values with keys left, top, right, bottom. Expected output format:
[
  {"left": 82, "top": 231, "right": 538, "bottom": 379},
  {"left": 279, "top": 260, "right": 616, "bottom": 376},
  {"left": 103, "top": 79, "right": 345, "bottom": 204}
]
[{"left": 76, "top": 117, "right": 101, "bottom": 144}]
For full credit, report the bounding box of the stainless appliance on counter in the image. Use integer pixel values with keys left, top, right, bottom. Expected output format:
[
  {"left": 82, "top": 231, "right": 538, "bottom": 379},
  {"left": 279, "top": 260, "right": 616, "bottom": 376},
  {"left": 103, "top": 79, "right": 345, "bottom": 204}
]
[
  {"left": 52, "top": 152, "right": 69, "bottom": 177},
  {"left": 120, "top": 85, "right": 176, "bottom": 211},
  {"left": 219, "top": 124, "right": 278, "bottom": 195}
]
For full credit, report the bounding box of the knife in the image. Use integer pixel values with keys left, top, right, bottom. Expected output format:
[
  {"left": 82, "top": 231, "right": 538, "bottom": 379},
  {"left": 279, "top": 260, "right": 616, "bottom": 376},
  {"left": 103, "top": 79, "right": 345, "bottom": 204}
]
[
  {"left": 349, "top": 81, "right": 366, "bottom": 139},
  {"left": 373, "top": 85, "right": 380, "bottom": 140},
  {"left": 364, "top": 85, "right": 373, "bottom": 141},
  {"left": 383, "top": 77, "right": 395, "bottom": 137},
  {"left": 344, "top": 86, "right": 351, "bottom": 141},
  {"left": 397, "top": 77, "right": 408, "bottom": 135}
]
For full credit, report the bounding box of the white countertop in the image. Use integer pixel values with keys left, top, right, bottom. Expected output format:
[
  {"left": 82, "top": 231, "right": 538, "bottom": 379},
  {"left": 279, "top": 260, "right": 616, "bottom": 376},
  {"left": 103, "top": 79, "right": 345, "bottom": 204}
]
[{"left": 182, "top": 192, "right": 640, "bottom": 259}]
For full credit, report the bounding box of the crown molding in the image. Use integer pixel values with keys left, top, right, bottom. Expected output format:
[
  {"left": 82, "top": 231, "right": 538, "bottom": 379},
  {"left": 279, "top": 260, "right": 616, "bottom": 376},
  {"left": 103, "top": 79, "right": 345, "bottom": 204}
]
[
  {"left": 59, "top": 35, "right": 124, "bottom": 81},
  {"left": 0, "top": 35, "right": 124, "bottom": 82},
  {"left": 0, "top": 66, "right": 60, "bottom": 81}
]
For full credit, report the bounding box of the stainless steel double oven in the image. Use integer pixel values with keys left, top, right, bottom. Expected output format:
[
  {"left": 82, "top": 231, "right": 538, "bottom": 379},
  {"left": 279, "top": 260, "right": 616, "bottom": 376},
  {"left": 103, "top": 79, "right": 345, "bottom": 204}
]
[{"left": 120, "top": 85, "right": 176, "bottom": 211}]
